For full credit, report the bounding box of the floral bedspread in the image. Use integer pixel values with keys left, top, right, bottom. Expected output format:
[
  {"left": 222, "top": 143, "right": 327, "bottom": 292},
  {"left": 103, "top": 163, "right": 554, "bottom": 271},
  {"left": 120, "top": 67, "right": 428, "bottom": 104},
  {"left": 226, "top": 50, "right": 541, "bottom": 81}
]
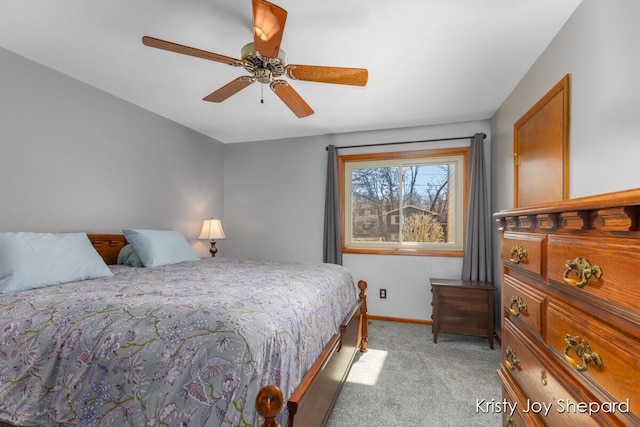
[{"left": 0, "top": 258, "right": 357, "bottom": 427}]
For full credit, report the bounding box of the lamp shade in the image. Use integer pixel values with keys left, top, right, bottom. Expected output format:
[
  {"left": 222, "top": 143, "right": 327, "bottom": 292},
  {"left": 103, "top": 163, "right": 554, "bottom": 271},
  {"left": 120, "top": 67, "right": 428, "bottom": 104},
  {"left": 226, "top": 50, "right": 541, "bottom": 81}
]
[{"left": 199, "top": 218, "right": 226, "bottom": 240}]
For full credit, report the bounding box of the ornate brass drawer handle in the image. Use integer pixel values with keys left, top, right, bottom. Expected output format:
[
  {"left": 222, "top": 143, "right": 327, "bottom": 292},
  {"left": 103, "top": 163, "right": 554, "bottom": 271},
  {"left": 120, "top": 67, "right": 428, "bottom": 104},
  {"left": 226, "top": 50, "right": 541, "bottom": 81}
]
[
  {"left": 563, "top": 257, "right": 602, "bottom": 288},
  {"left": 508, "top": 296, "right": 528, "bottom": 316},
  {"left": 505, "top": 418, "right": 516, "bottom": 427},
  {"left": 505, "top": 347, "right": 521, "bottom": 370},
  {"left": 509, "top": 245, "right": 528, "bottom": 264},
  {"left": 564, "top": 334, "right": 602, "bottom": 372},
  {"left": 540, "top": 369, "right": 547, "bottom": 386}
]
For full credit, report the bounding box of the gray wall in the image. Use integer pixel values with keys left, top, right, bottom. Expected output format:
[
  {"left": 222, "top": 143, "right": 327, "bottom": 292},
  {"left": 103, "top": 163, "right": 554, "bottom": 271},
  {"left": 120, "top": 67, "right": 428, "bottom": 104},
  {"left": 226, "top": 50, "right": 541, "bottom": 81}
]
[
  {"left": 0, "top": 47, "right": 225, "bottom": 257},
  {"left": 491, "top": 0, "right": 640, "bottom": 328},
  {"left": 224, "top": 120, "right": 491, "bottom": 321}
]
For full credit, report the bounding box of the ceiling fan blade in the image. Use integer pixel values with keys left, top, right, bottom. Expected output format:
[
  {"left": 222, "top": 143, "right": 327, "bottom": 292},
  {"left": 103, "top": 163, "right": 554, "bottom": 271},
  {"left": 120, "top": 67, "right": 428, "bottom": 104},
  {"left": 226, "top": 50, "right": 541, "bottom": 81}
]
[
  {"left": 203, "top": 77, "right": 254, "bottom": 102},
  {"left": 142, "top": 36, "right": 240, "bottom": 66},
  {"left": 252, "top": 0, "right": 287, "bottom": 58},
  {"left": 270, "top": 81, "right": 314, "bottom": 118},
  {"left": 286, "top": 64, "right": 368, "bottom": 86}
]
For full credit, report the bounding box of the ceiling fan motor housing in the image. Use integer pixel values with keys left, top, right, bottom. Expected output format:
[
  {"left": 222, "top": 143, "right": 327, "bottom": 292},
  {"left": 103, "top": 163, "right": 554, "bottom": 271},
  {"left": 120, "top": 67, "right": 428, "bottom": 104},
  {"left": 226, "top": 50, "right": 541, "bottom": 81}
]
[{"left": 241, "top": 42, "right": 287, "bottom": 83}]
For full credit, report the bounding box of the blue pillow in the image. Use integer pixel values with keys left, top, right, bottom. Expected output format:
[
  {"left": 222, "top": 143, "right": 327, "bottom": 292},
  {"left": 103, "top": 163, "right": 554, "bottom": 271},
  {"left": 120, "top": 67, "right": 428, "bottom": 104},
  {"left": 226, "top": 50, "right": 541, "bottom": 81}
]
[
  {"left": 0, "top": 232, "right": 113, "bottom": 294},
  {"left": 117, "top": 244, "right": 144, "bottom": 267},
  {"left": 122, "top": 229, "right": 199, "bottom": 267}
]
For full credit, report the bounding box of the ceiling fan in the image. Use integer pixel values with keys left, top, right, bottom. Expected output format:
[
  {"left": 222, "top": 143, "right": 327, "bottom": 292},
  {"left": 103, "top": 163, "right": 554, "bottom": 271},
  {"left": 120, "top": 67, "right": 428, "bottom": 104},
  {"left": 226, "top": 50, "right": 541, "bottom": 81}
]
[{"left": 142, "top": 0, "right": 368, "bottom": 118}]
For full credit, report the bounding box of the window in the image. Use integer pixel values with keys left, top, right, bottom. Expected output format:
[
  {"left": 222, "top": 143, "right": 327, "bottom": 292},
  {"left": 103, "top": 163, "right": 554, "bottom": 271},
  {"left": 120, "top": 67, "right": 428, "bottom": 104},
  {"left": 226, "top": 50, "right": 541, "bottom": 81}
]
[{"left": 339, "top": 147, "right": 469, "bottom": 256}]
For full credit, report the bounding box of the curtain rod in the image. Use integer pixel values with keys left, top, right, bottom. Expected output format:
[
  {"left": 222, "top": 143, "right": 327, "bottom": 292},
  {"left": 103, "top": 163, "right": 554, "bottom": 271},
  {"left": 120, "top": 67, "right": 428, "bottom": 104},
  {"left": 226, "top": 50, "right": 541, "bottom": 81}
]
[{"left": 325, "top": 133, "right": 486, "bottom": 151}]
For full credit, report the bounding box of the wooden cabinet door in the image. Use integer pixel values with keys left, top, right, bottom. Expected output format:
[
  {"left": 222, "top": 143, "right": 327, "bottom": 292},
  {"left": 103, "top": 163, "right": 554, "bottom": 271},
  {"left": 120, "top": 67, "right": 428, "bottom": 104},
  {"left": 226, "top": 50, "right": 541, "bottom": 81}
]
[{"left": 514, "top": 75, "right": 570, "bottom": 207}]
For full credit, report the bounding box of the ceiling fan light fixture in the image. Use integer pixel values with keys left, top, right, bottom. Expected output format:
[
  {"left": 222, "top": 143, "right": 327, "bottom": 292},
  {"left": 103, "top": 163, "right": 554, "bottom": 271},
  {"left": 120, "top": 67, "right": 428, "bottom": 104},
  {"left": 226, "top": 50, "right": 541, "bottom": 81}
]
[{"left": 241, "top": 42, "right": 287, "bottom": 83}]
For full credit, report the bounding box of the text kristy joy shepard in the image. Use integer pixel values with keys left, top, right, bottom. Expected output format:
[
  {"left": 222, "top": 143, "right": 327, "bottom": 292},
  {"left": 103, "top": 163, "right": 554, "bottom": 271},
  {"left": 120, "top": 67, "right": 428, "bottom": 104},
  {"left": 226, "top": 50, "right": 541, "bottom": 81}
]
[{"left": 476, "top": 398, "right": 630, "bottom": 417}]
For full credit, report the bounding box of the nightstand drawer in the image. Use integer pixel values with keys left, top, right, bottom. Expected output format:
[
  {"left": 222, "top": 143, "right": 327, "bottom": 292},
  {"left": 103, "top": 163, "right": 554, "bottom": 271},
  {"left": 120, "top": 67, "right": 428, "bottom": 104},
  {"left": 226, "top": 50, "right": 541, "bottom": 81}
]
[
  {"left": 429, "top": 278, "right": 495, "bottom": 349},
  {"left": 503, "top": 232, "right": 546, "bottom": 279}
]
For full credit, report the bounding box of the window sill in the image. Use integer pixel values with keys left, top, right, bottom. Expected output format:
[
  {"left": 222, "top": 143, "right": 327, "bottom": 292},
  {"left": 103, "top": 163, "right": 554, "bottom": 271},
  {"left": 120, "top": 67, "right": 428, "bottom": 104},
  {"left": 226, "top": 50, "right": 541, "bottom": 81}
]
[{"left": 342, "top": 247, "right": 464, "bottom": 257}]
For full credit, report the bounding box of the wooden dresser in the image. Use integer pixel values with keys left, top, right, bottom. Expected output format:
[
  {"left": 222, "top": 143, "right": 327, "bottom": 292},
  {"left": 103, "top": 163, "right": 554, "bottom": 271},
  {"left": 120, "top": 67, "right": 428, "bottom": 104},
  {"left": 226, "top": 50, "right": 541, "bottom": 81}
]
[{"left": 495, "top": 189, "right": 640, "bottom": 427}]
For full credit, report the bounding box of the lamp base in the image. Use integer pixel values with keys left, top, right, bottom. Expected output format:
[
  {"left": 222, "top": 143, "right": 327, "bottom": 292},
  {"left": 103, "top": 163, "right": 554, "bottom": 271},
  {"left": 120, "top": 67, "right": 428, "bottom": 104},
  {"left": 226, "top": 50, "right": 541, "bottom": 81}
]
[{"left": 209, "top": 240, "right": 218, "bottom": 257}]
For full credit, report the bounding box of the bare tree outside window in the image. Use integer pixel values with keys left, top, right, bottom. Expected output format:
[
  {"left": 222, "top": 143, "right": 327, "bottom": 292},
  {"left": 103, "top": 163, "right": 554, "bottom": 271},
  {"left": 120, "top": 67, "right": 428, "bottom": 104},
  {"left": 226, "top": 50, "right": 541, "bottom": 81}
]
[
  {"left": 402, "top": 214, "right": 445, "bottom": 243},
  {"left": 351, "top": 167, "right": 399, "bottom": 242},
  {"left": 351, "top": 164, "right": 450, "bottom": 243}
]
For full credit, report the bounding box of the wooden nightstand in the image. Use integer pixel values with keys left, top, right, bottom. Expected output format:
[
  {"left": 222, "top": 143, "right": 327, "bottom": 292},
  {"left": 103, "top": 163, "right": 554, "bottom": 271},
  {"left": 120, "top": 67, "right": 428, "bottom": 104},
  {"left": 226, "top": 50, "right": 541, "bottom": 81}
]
[{"left": 429, "top": 278, "right": 495, "bottom": 349}]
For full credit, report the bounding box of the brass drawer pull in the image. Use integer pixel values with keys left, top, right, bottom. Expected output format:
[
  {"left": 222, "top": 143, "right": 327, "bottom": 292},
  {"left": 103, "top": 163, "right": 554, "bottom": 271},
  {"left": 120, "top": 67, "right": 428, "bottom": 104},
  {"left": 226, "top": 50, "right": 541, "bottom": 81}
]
[
  {"left": 564, "top": 334, "right": 602, "bottom": 371},
  {"left": 540, "top": 369, "right": 547, "bottom": 386},
  {"left": 563, "top": 257, "right": 602, "bottom": 288},
  {"left": 505, "top": 347, "right": 521, "bottom": 370},
  {"left": 508, "top": 296, "right": 527, "bottom": 316},
  {"left": 505, "top": 418, "right": 516, "bottom": 427},
  {"left": 509, "top": 245, "right": 528, "bottom": 264}
]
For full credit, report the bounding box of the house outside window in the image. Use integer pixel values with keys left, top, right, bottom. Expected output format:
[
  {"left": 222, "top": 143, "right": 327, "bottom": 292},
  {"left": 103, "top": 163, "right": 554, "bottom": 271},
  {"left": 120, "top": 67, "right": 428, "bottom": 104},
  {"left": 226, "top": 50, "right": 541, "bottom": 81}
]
[{"left": 339, "top": 147, "right": 469, "bottom": 256}]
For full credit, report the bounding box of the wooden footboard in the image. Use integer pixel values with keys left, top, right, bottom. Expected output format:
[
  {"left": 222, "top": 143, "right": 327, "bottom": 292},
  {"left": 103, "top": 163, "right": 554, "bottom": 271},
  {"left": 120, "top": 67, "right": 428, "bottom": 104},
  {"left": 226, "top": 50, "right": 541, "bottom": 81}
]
[{"left": 257, "top": 280, "right": 368, "bottom": 427}]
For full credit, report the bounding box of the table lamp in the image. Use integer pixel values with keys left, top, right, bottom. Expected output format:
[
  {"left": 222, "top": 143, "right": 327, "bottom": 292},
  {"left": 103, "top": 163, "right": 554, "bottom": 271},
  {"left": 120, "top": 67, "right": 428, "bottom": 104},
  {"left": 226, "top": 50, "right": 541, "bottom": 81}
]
[{"left": 199, "top": 218, "right": 226, "bottom": 257}]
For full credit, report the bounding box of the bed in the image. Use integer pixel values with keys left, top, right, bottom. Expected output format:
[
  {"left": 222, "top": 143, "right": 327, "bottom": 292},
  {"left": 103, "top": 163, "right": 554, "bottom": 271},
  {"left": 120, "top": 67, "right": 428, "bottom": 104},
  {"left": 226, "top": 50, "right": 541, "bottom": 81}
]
[{"left": 0, "top": 233, "right": 368, "bottom": 427}]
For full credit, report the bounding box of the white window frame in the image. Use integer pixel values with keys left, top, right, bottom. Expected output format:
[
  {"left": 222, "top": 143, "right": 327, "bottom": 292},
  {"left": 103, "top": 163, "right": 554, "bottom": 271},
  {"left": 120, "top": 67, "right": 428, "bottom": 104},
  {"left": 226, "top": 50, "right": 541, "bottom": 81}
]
[{"left": 340, "top": 147, "right": 469, "bottom": 257}]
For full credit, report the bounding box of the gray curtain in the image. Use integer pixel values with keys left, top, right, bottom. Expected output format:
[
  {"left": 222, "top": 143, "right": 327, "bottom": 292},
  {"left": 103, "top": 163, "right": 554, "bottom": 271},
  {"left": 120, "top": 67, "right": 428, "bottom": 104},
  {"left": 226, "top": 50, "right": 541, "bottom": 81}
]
[
  {"left": 462, "top": 133, "right": 492, "bottom": 282},
  {"left": 323, "top": 145, "right": 342, "bottom": 265}
]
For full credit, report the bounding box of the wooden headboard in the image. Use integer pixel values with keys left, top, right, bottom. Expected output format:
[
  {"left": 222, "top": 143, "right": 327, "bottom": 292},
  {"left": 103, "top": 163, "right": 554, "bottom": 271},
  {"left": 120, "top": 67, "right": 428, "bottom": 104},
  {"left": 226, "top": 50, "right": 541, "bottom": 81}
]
[{"left": 88, "top": 234, "right": 127, "bottom": 265}]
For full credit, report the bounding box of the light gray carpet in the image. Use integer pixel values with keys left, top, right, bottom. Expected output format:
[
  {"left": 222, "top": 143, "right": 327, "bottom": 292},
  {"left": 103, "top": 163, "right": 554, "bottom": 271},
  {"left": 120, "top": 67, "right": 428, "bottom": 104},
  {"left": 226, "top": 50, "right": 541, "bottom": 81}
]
[{"left": 326, "top": 321, "right": 501, "bottom": 426}]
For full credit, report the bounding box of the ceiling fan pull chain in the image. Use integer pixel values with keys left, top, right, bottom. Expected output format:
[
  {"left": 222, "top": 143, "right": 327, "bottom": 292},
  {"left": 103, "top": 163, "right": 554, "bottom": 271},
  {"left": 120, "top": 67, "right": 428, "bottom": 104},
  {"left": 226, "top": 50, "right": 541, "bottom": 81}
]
[{"left": 261, "top": 84, "right": 264, "bottom": 104}]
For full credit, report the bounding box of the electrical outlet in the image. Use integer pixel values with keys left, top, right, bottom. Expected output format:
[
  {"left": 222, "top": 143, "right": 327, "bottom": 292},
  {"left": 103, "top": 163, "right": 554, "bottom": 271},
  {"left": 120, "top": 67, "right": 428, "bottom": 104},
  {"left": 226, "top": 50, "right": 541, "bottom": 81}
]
[{"left": 379, "top": 288, "right": 387, "bottom": 299}]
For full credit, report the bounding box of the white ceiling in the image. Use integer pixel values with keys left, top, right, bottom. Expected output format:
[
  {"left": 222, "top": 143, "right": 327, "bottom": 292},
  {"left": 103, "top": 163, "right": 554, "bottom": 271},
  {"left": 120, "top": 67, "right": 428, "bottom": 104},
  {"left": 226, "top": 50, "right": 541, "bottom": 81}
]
[{"left": 0, "top": 0, "right": 582, "bottom": 144}]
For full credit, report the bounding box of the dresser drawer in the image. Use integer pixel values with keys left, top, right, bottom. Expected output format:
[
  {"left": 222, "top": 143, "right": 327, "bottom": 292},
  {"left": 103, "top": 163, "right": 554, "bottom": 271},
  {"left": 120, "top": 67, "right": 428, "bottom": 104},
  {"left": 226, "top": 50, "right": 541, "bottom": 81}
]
[
  {"left": 503, "top": 390, "right": 542, "bottom": 427},
  {"left": 503, "top": 274, "right": 546, "bottom": 341},
  {"left": 547, "top": 300, "right": 639, "bottom": 424},
  {"left": 503, "top": 232, "right": 546, "bottom": 279},
  {"left": 502, "top": 321, "right": 602, "bottom": 426},
  {"left": 547, "top": 235, "right": 640, "bottom": 325},
  {"left": 499, "top": 368, "right": 544, "bottom": 427}
]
